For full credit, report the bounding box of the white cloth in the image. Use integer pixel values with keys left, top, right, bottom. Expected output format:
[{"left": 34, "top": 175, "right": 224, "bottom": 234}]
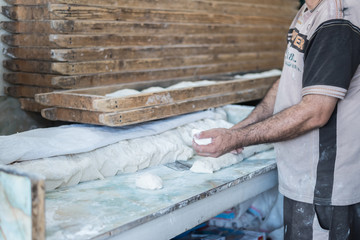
[
  {"left": 4, "top": 105, "right": 270, "bottom": 191},
  {"left": 0, "top": 110, "right": 217, "bottom": 164},
  {"left": 13, "top": 118, "right": 232, "bottom": 190}
]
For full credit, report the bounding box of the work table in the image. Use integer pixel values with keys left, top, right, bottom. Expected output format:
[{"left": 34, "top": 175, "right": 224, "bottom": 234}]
[{"left": 45, "top": 150, "right": 277, "bottom": 240}]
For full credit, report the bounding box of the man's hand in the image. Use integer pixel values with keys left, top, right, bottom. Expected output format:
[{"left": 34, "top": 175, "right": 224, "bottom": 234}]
[
  {"left": 192, "top": 94, "right": 338, "bottom": 158},
  {"left": 192, "top": 128, "right": 239, "bottom": 158},
  {"left": 192, "top": 79, "right": 278, "bottom": 158},
  {"left": 230, "top": 148, "right": 244, "bottom": 155}
]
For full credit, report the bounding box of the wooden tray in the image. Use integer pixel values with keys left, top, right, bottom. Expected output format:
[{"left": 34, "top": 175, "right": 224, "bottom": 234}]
[
  {"left": 4, "top": 52, "right": 284, "bottom": 75},
  {"left": 35, "top": 74, "right": 279, "bottom": 126},
  {"left": 4, "top": 43, "right": 285, "bottom": 62},
  {"left": 2, "top": 32, "right": 286, "bottom": 48},
  {"left": 4, "top": 59, "right": 283, "bottom": 90},
  {"left": 1, "top": 0, "right": 295, "bottom": 35},
  {"left": 1, "top": 20, "right": 291, "bottom": 34},
  {"left": 35, "top": 75, "right": 279, "bottom": 112},
  {"left": 2, "top": 4, "right": 296, "bottom": 22},
  {"left": 41, "top": 87, "right": 269, "bottom": 126},
  {"left": 3, "top": 0, "right": 299, "bottom": 9}
]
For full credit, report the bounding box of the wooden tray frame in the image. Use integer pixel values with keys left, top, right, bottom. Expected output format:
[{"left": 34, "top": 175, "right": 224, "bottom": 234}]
[{"left": 35, "top": 74, "right": 279, "bottom": 126}]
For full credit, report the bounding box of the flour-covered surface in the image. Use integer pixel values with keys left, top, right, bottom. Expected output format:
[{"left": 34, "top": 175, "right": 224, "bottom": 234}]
[
  {"left": 0, "top": 168, "right": 32, "bottom": 240},
  {"left": 45, "top": 150, "right": 276, "bottom": 240}
]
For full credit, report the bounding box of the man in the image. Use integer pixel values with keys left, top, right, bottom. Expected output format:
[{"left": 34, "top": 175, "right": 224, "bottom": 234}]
[{"left": 193, "top": 0, "right": 360, "bottom": 239}]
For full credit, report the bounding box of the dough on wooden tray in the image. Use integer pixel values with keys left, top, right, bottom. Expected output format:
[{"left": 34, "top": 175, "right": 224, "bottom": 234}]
[
  {"left": 141, "top": 86, "right": 165, "bottom": 93},
  {"left": 104, "top": 69, "right": 281, "bottom": 98},
  {"left": 135, "top": 173, "right": 163, "bottom": 190},
  {"left": 166, "top": 80, "right": 216, "bottom": 90},
  {"left": 235, "top": 69, "right": 282, "bottom": 80},
  {"left": 105, "top": 80, "right": 218, "bottom": 98},
  {"left": 105, "top": 89, "right": 140, "bottom": 97}
]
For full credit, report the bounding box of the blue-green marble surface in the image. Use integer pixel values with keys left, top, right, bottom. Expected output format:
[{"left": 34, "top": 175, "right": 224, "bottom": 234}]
[
  {"left": 45, "top": 150, "right": 276, "bottom": 240},
  {"left": 0, "top": 169, "right": 32, "bottom": 240}
]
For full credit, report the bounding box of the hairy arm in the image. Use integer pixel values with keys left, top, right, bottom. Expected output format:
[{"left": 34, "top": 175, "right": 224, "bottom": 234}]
[
  {"left": 193, "top": 94, "right": 338, "bottom": 157},
  {"left": 231, "top": 78, "right": 280, "bottom": 130}
]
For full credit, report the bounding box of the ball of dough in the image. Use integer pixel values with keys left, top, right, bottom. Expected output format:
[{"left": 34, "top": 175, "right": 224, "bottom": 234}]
[
  {"left": 135, "top": 173, "right": 163, "bottom": 190},
  {"left": 192, "top": 129, "right": 212, "bottom": 145}
]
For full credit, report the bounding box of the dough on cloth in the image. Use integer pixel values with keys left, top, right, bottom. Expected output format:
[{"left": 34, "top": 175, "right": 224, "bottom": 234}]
[
  {"left": 12, "top": 118, "right": 229, "bottom": 191},
  {"left": 135, "top": 173, "right": 163, "bottom": 190},
  {"left": 190, "top": 144, "right": 273, "bottom": 174},
  {"left": 190, "top": 153, "right": 240, "bottom": 173},
  {"left": 9, "top": 105, "right": 270, "bottom": 190}
]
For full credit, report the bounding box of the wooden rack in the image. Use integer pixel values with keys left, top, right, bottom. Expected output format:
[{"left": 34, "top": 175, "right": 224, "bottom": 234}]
[{"left": 1, "top": 0, "right": 298, "bottom": 114}]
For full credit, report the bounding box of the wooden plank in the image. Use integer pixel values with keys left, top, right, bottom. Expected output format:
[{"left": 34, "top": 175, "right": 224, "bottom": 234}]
[
  {"left": 4, "top": 42, "right": 286, "bottom": 61},
  {"left": 0, "top": 20, "right": 292, "bottom": 34},
  {"left": 3, "top": 51, "right": 285, "bottom": 74},
  {"left": 5, "top": 86, "right": 54, "bottom": 98},
  {"left": 0, "top": 165, "right": 45, "bottom": 240},
  {"left": 35, "top": 92, "right": 103, "bottom": 112},
  {"left": 56, "top": 74, "right": 237, "bottom": 95},
  {"left": 2, "top": 4, "right": 296, "bottom": 22},
  {"left": 42, "top": 107, "right": 103, "bottom": 125},
  {"left": 4, "top": 71, "right": 227, "bottom": 89},
  {"left": 4, "top": 59, "right": 283, "bottom": 89},
  {"left": 35, "top": 76, "right": 278, "bottom": 112},
  {"left": 102, "top": 86, "right": 271, "bottom": 126},
  {"left": 40, "top": 86, "right": 270, "bottom": 126},
  {"left": 4, "top": 0, "right": 299, "bottom": 9},
  {"left": 19, "top": 98, "right": 47, "bottom": 112},
  {"left": 2, "top": 32, "right": 287, "bottom": 48},
  {"left": 3, "top": 73, "right": 58, "bottom": 87}
]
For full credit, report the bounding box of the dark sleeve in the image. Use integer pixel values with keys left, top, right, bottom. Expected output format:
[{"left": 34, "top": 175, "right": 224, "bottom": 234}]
[{"left": 302, "top": 19, "right": 360, "bottom": 99}]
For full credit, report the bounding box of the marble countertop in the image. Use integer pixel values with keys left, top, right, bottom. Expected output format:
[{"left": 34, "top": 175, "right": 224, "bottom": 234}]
[{"left": 45, "top": 150, "right": 277, "bottom": 240}]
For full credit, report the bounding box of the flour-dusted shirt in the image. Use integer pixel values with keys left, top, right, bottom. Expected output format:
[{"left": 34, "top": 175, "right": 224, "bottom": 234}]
[{"left": 274, "top": 0, "right": 360, "bottom": 206}]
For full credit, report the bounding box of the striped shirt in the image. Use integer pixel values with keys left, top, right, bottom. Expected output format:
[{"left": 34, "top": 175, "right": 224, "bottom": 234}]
[{"left": 274, "top": 0, "right": 360, "bottom": 206}]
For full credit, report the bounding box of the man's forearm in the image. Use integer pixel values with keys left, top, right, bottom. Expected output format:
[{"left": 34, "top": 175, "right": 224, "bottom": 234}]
[
  {"left": 193, "top": 86, "right": 338, "bottom": 158},
  {"left": 231, "top": 94, "right": 338, "bottom": 149},
  {"left": 231, "top": 79, "right": 280, "bottom": 129}
]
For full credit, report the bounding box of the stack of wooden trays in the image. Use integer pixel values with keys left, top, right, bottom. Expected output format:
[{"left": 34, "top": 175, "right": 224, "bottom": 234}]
[{"left": 1, "top": 0, "right": 298, "bottom": 120}]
